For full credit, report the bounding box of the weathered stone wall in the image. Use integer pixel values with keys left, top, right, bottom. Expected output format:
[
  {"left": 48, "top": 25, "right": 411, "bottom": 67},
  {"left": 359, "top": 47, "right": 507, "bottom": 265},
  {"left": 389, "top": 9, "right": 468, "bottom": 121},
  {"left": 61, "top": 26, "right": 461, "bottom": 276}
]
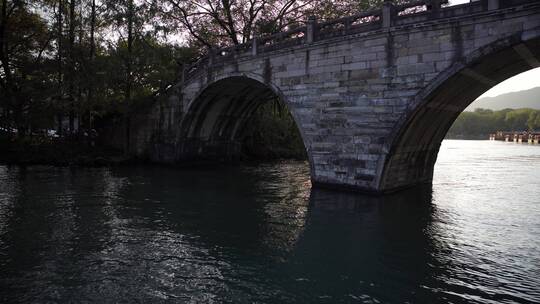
[{"left": 133, "top": 0, "right": 540, "bottom": 193}]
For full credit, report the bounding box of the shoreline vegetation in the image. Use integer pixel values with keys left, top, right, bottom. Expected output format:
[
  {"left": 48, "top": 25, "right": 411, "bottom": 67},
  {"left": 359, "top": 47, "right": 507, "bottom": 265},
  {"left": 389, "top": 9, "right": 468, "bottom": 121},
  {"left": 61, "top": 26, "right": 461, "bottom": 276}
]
[
  {"left": 446, "top": 108, "right": 540, "bottom": 140},
  {"left": 0, "top": 136, "right": 134, "bottom": 167},
  {"left": 0, "top": 101, "right": 307, "bottom": 166}
]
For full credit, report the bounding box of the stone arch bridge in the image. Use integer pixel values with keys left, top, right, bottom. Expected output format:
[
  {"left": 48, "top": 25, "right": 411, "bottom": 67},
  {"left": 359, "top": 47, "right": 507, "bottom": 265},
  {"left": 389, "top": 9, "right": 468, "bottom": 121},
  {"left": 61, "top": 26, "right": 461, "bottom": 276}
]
[{"left": 124, "top": 0, "right": 540, "bottom": 193}]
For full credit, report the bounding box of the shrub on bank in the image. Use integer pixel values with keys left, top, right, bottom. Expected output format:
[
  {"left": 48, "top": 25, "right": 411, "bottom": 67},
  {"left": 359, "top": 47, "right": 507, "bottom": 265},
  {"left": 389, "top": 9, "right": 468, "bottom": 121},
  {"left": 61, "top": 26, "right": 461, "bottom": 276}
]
[{"left": 240, "top": 101, "right": 307, "bottom": 160}]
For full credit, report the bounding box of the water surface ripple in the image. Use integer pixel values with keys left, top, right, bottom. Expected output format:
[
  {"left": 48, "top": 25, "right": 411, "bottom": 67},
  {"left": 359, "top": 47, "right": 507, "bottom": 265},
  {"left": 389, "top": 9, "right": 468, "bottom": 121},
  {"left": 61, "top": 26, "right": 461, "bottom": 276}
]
[{"left": 0, "top": 140, "right": 539, "bottom": 303}]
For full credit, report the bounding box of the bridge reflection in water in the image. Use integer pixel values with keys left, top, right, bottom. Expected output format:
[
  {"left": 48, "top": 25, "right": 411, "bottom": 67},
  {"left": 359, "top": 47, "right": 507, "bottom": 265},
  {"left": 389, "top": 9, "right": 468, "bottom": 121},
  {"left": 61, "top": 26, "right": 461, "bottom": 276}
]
[{"left": 0, "top": 164, "right": 441, "bottom": 302}]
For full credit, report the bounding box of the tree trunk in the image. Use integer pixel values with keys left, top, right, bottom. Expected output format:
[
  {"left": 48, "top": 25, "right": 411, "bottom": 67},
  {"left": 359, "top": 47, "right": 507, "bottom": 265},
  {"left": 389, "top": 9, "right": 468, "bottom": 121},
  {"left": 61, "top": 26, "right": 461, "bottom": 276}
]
[
  {"left": 124, "top": 0, "right": 134, "bottom": 154},
  {"left": 57, "top": 0, "right": 64, "bottom": 137},
  {"left": 77, "top": 1, "right": 83, "bottom": 134},
  {"left": 68, "top": 0, "right": 75, "bottom": 134},
  {"left": 87, "top": 0, "right": 96, "bottom": 131}
]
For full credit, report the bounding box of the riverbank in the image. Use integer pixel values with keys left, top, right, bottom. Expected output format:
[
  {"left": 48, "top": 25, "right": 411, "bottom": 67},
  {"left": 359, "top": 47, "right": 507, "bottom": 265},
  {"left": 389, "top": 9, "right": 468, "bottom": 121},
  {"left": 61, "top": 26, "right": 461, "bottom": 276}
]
[
  {"left": 0, "top": 137, "right": 136, "bottom": 167},
  {"left": 0, "top": 137, "right": 306, "bottom": 167},
  {"left": 445, "top": 134, "right": 489, "bottom": 140}
]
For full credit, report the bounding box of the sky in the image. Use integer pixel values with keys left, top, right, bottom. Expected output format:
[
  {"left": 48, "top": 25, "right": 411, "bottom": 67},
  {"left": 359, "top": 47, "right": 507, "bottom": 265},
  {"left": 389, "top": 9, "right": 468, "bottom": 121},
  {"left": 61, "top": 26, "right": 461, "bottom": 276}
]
[
  {"left": 449, "top": 0, "right": 472, "bottom": 4},
  {"left": 478, "top": 68, "right": 540, "bottom": 98}
]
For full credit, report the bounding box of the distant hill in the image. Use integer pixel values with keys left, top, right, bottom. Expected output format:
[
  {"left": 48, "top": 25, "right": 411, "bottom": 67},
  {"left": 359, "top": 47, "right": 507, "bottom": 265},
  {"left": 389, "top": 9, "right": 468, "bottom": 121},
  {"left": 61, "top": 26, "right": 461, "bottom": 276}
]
[{"left": 466, "top": 86, "right": 540, "bottom": 111}]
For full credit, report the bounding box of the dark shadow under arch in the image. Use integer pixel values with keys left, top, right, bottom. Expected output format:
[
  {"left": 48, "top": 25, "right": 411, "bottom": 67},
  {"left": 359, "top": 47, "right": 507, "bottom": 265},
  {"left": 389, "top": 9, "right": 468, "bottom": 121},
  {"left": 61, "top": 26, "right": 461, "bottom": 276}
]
[
  {"left": 379, "top": 34, "right": 540, "bottom": 191},
  {"left": 177, "top": 76, "right": 311, "bottom": 166}
]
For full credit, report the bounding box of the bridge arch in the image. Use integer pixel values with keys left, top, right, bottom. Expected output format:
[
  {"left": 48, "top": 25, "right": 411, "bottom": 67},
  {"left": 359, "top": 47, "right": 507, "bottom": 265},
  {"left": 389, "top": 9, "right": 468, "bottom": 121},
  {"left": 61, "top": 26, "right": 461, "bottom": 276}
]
[
  {"left": 379, "top": 33, "right": 540, "bottom": 191},
  {"left": 177, "top": 74, "right": 314, "bottom": 173}
]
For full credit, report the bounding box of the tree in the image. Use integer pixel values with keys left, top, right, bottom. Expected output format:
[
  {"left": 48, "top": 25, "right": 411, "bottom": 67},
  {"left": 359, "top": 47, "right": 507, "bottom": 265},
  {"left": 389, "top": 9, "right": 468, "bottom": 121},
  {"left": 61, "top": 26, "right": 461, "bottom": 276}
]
[
  {"left": 67, "top": 0, "right": 76, "bottom": 132},
  {"left": 527, "top": 111, "right": 540, "bottom": 131},
  {"left": 159, "top": 0, "right": 310, "bottom": 48},
  {"left": 505, "top": 109, "right": 530, "bottom": 131},
  {"left": 447, "top": 108, "right": 540, "bottom": 138},
  {"left": 0, "top": 1, "right": 53, "bottom": 136}
]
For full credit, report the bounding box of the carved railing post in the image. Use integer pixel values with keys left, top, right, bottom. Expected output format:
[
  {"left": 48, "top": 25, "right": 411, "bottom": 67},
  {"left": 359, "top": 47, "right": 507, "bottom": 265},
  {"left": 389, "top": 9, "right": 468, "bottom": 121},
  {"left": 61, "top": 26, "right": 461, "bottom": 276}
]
[
  {"left": 277, "top": 32, "right": 284, "bottom": 42},
  {"left": 306, "top": 16, "right": 317, "bottom": 44},
  {"left": 251, "top": 33, "right": 258, "bottom": 56},
  {"left": 208, "top": 48, "right": 215, "bottom": 66},
  {"left": 344, "top": 17, "right": 351, "bottom": 34},
  {"left": 382, "top": 1, "right": 395, "bottom": 28},
  {"left": 180, "top": 64, "right": 186, "bottom": 85},
  {"left": 488, "top": 0, "right": 500, "bottom": 10},
  {"left": 428, "top": 0, "right": 441, "bottom": 18}
]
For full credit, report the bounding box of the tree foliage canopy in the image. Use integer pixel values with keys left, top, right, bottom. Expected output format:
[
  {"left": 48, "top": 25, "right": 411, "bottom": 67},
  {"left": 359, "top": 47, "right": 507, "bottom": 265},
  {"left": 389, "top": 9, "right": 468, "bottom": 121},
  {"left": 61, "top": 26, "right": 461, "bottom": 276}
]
[{"left": 448, "top": 108, "right": 540, "bottom": 139}]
